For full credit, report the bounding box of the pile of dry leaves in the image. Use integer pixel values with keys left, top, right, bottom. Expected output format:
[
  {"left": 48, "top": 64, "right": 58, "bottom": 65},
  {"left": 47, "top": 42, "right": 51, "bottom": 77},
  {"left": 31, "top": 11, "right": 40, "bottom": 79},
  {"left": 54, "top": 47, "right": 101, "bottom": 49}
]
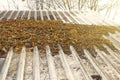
[{"left": 0, "top": 19, "right": 120, "bottom": 55}]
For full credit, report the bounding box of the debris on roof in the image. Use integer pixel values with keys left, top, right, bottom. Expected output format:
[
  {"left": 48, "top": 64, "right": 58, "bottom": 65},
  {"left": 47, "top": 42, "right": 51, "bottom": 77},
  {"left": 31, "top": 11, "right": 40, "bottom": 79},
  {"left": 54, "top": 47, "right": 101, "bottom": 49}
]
[{"left": 0, "top": 19, "right": 120, "bottom": 55}]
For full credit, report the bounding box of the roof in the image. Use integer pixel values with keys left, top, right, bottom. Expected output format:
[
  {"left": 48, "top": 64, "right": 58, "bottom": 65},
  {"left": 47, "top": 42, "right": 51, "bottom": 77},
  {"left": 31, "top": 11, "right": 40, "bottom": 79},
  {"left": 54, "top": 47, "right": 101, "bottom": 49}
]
[
  {"left": 0, "top": 10, "right": 120, "bottom": 80},
  {"left": 0, "top": 10, "right": 119, "bottom": 26},
  {"left": 0, "top": 31, "right": 120, "bottom": 80}
]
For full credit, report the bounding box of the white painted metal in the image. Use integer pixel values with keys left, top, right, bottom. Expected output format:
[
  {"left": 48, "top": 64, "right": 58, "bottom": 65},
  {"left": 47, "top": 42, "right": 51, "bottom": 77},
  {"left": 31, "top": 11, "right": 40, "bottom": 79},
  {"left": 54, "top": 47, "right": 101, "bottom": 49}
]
[
  {"left": 46, "top": 45, "right": 57, "bottom": 80},
  {"left": 16, "top": 47, "right": 26, "bottom": 80},
  {"left": 59, "top": 45, "right": 75, "bottom": 80},
  {"left": 88, "top": 10, "right": 119, "bottom": 26},
  {"left": 7, "top": 11, "right": 14, "bottom": 20},
  {"left": 0, "top": 48, "right": 13, "bottom": 80},
  {"left": 37, "top": 11, "right": 41, "bottom": 20},
  {"left": 61, "top": 11, "right": 73, "bottom": 23},
  {"left": 102, "top": 44, "right": 120, "bottom": 63},
  {"left": 21, "top": 11, "right": 26, "bottom": 19},
  {"left": 66, "top": 11, "right": 81, "bottom": 24},
  {"left": 34, "top": 11, "right": 37, "bottom": 20},
  {"left": 56, "top": 11, "right": 66, "bottom": 23},
  {"left": 84, "top": 49, "right": 110, "bottom": 80},
  {"left": 102, "top": 50, "right": 120, "bottom": 73},
  {"left": 27, "top": 11, "right": 31, "bottom": 20},
  {"left": 46, "top": 11, "right": 51, "bottom": 20},
  {"left": 1, "top": 45, "right": 120, "bottom": 80},
  {"left": 109, "top": 32, "right": 120, "bottom": 43},
  {"left": 0, "top": 10, "right": 119, "bottom": 26},
  {"left": 94, "top": 46, "right": 120, "bottom": 78},
  {"left": 50, "top": 11, "right": 57, "bottom": 20},
  {"left": 14, "top": 11, "right": 20, "bottom": 19},
  {"left": 79, "top": 11, "right": 100, "bottom": 25},
  {"left": 72, "top": 11, "right": 92, "bottom": 25},
  {"left": 103, "top": 35, "right": 120, "bottom": 51},
  {"left": 82, "top": 11, "right": 106, "bottom": 25},
  {"left": 70, "top": 46, "right": 93, "bottom": 80},
  {"left": 83, "top": 11, "right": 107, "bottom": 26},
  {"left": 40, "top": 11, "right": 44, "bottom": 21},
  {"left": 0, "top": 11, "right": 8, "bottom": 19},
  {"left": 80, "top": 12, "right": 99, "bottom": 25},
  {"left": 33, "top": 46, "right": 40, "bottom": 80}
]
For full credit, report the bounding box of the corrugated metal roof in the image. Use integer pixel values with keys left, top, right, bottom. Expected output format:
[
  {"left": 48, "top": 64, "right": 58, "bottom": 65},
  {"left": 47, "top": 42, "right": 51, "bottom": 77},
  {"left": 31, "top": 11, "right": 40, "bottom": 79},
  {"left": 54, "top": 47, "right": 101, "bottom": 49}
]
[
  {"left": 0, "top": 10, "right": 119, "bottom": 26},
  {"left": 0, "top": 11, "right": 120, "bottom": 80},
  {"left": 0, "top": 32, "right": 120, "bottom": 80}
]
